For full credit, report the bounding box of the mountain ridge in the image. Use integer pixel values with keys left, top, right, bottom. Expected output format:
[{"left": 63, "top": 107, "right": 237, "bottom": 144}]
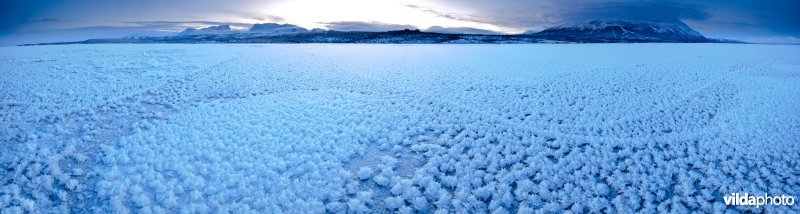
[
  {"left": 532, "top": 19, "right": 711, "bottom": 43},
  {"left": 180, "top": 25, "right": 233, "bottom": 35},
  {"left": 24, "top": 19, "right": 738, "bottom": 45}
]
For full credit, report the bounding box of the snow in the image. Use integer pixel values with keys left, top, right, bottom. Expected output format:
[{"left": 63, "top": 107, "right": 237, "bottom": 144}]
[
  {"left": 248, "top": 23, "right": 310, "bottom": 35},
  {"left": 1, "top": 44, "right": 799, "bottom": 213},
  {"left": 536, "top": 19, "right": 708, "bottom": 42},
  {"left": 357, "top": 167, "right": 372, "bottom": 180},
  {"left": 180, "top": 25, "right": 234, "bottom": 35},
  {"left": 564, "top": 19, "right": 702, "bottom": 37}
]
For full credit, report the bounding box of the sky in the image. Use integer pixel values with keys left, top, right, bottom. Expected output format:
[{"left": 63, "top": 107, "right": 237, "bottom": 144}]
[{"left": 1, "top": 0, "right": 799, "bottom": 45}]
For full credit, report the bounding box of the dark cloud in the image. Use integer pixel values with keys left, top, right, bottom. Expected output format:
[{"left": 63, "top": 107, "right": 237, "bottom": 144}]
[
  {"left": 561, "top": 1, "right": 710, "bottom": 22},
  {"left": 695, "top": 0, "right": 800, "bottom": 39},
  {"left": 0, "top": 0, "right": 67, "bottom": 34},
  {"left": 420, "top": 0, "right": 798, "bottom": 42},
  {"left": 24, "top": 18, "right": 74, "bottom": 23},
  {"left": 636, "top": 0, "right": 800, "bottom": 42},
  {"left": 418, "top": 1, "right": 710, "bottom": 31},
  {"left": 323, "top": 21, "right": 417, "bottom": 32}
]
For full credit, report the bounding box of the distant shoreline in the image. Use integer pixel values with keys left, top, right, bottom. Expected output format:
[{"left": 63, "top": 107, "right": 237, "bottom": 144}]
[{"left": 21, "top": 30, "right": 739, "bottom": 46}]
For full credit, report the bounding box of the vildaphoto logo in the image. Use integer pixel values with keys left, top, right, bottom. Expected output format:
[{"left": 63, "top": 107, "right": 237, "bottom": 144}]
[{"left": 724, "top": 193, "right": 795, "bottom": 208}]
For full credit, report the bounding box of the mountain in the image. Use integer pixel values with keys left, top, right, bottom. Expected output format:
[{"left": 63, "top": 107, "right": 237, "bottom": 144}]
[
  {"left": 41, "top": 29, "right": 542, "bottom": 45},
  {"left": 26, "top": 20, "right": 737, "bottom": 45},
  {"left": 249, "top": 23, "right": 310, "bottom": 35},
  {"left": 310, "top": 28, "right": 327, "bottom": 33},
  {"left": 532, "top": 19, "right": 710, "bottom": 43},
  {"left": 177, "top": 23, "right": 316, "bottom": 37},
  {"left": 179, "top": 25, "right": 234, "bottom": 35},
  {"left": 424, "top": 26, "right": 500, "bottom": 35}
]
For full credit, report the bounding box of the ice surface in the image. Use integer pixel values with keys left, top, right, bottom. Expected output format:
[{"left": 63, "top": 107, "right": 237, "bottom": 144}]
[{"left": 1, "top": 44, "right": 799, "bottom": 213}]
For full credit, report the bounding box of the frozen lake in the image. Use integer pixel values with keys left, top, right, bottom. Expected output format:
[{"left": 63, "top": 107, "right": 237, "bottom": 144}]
[{"left": 1, "top": 44, "right": 799, "bottom": 213}]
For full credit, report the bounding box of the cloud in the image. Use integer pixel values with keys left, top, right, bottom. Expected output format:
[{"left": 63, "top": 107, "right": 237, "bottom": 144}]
[
  {"left": 704, "top": 0, "right": 800, "bottom": 38},
  {"left": 672, "top": 0, "right": 799, "bottom": 43},
  {"left": 220, "top": 10, "right": 285, "bottom": 23},
  {"left": 244, "top": 14, "right": 285, "bottom": 23},
  {"left": 429, "top": 1, "right": 710, "bottom": 32},
  {"left": 421, "top": 0, "right": 797, "bottom": 40},
  {"left": 404, "top": 4, "right": 533, "bottom": 33},
  {"left": 561, "top": 1, "right": 710, "bottom": 22},
  {"left": 406, "top": 5, "right": 490, "bottom": 24},
  {"left": 24, "top": 18, "right": 73, "bottom": 23},
  {"left": 323, "top": 21, "right": 417, "bottom": 32},
  {"left": 0, "top": 0, "right": 66, "bottom": 34}
]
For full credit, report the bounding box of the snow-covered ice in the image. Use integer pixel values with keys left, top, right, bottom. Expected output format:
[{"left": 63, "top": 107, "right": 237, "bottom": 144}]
[{"left": 1, "top": 44, "right": 799, "bottom": 213}]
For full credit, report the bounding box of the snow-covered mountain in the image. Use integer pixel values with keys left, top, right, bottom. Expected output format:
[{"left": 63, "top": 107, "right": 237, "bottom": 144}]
[
  {"left": 248, "top": 23, "right": 310, "bottom": 35},
  {"left": 424, "top": 26, "right": 499, "bottom": 35},
  {"left": 532, "top": 19, "right": 710, "bottom": 43},
  {"left": 179, "top": 25, "right": 234, "bottom": 35},
  {"left": 30, "top": 20, "right": 738, "bottom": 45},
  {"left": 178, "top": 23, "right": 316, "bottom": 36}
]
